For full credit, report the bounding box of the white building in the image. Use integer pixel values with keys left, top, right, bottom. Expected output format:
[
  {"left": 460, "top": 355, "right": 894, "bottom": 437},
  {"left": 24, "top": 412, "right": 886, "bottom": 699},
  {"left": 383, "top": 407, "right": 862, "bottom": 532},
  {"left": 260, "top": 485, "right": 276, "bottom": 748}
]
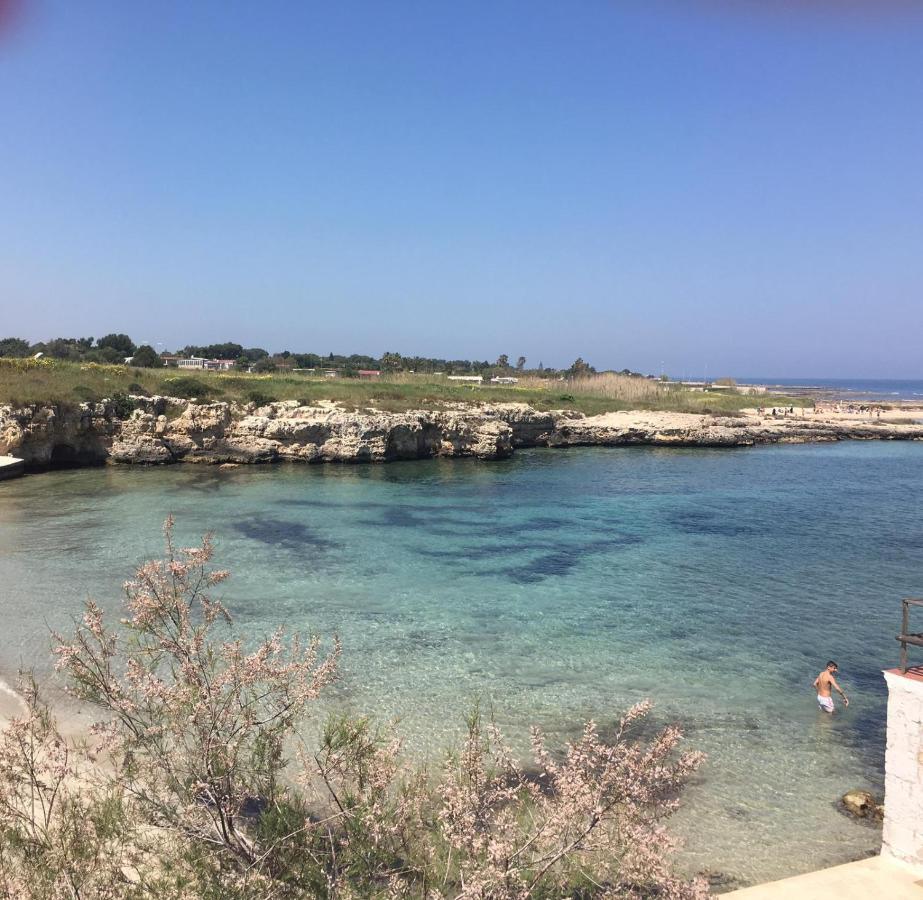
[{"left": 176, "top": 357, "right": 236, "bottom": 371}]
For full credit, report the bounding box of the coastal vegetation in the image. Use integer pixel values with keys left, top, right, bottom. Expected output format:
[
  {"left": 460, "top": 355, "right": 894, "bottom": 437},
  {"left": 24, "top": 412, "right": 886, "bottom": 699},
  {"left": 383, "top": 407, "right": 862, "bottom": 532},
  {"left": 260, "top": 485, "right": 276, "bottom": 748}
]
[
  {"left": 0, "top": 335, "right": 608, "bottom": 380},
  {"left": 0, "top": 520, "right": 706, "bottom": 899},
  {"left": 0, "top": 357, "right": 808, "bottom": 416}
]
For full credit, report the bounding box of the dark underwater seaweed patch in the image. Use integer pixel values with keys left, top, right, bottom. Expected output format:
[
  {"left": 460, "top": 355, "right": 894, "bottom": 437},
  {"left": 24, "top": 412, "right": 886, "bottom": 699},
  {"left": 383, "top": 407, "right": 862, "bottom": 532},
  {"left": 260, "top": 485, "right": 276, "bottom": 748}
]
[
  {"left": 233, "top": 516, "right": 336, "bottom": 552},
  {"left": 415, "top": 540, "right": 562, "bottom": 561},
  {"left": 451, "top": 533, "right": 642, "bottom": 584},
  {"left": 504, "top": 550, "right": 586, "bottom": 583},
  {"left": 291, "top": 494, "right": 640, "bottom": 584},
  {"left": 283, "top": 498, "right": 487, "bottom": 515},
  {"left": 668, "top": 506, "right": 760, "bottom": 537},
  {"left": 380, "top": 507, "right": 420, "bottom": 528}
]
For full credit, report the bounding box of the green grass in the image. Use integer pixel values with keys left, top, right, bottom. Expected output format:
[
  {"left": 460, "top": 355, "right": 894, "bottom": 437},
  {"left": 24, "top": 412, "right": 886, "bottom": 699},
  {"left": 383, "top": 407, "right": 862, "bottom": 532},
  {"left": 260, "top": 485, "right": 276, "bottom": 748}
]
[{"left": 0, "top": 358, "right": 812, "bottom": 415}]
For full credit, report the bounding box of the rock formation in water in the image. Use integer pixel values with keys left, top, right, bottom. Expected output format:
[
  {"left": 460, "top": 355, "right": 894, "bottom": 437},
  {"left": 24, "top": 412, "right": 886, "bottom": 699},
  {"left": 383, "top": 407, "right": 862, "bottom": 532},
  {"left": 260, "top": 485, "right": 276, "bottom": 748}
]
[
  {"left": 840, "top": 788, "right": 884, "bottom": 822},
  {"left": 1, "top": 397, "right": 922, "bottom": 472}
]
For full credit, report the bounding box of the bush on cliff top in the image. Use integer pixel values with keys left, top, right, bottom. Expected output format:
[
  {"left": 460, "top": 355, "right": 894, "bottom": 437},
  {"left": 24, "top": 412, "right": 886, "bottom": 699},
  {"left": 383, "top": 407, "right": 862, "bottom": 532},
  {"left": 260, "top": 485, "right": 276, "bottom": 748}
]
[
  {"left": 162, "top": 375, "right": 220, "bottom": 400},
  {"left": 245, "top": 389, "right": 277, "bottom": 407},
  {"left": 109, "top": 392, "right": 137, "bottom": 420},
  {"left": 0, "top": 519, "right": 707, "bottom": 899}
]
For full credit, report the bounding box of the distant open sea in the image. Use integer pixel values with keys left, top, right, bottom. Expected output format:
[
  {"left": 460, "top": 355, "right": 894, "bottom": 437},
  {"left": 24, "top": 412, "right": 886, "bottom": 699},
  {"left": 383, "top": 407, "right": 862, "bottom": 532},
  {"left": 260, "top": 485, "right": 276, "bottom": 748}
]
[{"left": 743, "top": 377, "right": 923, "bottom": 401}]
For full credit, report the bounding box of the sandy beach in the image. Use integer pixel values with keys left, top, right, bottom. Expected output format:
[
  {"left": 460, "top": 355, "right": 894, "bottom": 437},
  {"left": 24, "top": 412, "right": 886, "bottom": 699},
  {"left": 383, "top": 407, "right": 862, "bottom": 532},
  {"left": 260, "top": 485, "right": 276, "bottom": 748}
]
[{"left": 0, "top": 677, "right": 27, "bottom": 727}]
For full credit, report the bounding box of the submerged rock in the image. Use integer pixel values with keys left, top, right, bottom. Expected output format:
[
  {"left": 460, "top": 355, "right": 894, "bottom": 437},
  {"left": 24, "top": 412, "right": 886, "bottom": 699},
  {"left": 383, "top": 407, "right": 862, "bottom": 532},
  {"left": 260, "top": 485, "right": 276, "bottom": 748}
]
[
  {"left": 698, "top": 870, "right": 739, "bottom": 891},
  {"left": 840, "top": 789, "right": 882, "bottom": 821}
]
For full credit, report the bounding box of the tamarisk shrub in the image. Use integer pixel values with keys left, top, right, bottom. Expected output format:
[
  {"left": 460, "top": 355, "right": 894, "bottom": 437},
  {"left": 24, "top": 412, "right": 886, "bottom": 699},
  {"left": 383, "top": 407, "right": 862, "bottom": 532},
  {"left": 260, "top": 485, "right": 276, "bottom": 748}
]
[
  {"left": 52, "top": 516, "right": 339, "bottom": 872},
  {"left": 0, "top": 518, "right": 707, "bottom": 898},
  {"left": 434, "top": 705, "right": 707, "bottom": 899},
  {"left": 0, "top": 678, "right": 140, "bottom": 898}
]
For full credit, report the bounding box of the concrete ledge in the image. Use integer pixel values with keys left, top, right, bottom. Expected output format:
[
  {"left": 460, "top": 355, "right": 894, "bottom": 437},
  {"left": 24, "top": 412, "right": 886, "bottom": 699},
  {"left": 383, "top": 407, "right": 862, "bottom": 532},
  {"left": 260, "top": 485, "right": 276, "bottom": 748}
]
[
  {"left": 724, "top": 855, "right": 923, "bottom": 898},
  {"left": 0, "top": 456, "right": 24, "bottom": 481}
]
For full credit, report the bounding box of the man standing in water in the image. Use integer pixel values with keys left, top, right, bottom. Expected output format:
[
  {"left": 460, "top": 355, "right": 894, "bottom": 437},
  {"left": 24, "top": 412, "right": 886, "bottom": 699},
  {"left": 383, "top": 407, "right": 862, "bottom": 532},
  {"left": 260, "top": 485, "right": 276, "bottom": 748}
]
[{"left": 814, "top": 660, "right": 849, "bottom": 713}]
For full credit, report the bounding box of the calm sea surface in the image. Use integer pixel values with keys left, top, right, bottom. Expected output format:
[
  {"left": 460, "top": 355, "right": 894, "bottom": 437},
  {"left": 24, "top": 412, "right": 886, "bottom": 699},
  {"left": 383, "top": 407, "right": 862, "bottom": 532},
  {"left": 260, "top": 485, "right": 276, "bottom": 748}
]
[
  {"left": 2, "top": 443, "right": 921, "bottom": 886},
  {"left": 744, "top": 377, "right": 923, "bottom": 401}
]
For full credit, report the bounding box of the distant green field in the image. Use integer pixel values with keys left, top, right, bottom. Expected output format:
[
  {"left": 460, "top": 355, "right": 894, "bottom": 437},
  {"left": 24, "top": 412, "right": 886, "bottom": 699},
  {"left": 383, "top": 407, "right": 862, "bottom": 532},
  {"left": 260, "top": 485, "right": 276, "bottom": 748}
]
[{"left": 0, "top": 358, "right": 811, "bottom": 415}]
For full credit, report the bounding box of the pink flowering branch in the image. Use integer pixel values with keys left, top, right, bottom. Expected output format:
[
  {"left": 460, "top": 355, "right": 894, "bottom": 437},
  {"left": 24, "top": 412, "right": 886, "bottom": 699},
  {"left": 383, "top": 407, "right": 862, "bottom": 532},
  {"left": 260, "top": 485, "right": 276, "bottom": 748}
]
[
  {"left": 3, "top": 517, "right": 707, "bottom": 897},
  {"left": 51, "top": 516, "right": 339, "bottom": 868},
  {"left": 436, "top": 703, "right": 707, "bottom": 899}
]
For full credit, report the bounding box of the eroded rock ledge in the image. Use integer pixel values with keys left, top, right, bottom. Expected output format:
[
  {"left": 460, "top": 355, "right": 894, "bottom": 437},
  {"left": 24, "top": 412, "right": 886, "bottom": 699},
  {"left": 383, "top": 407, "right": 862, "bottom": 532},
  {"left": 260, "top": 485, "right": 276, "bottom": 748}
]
[{"left": 1, "top": 398, "right": 922, "bottom": 472}]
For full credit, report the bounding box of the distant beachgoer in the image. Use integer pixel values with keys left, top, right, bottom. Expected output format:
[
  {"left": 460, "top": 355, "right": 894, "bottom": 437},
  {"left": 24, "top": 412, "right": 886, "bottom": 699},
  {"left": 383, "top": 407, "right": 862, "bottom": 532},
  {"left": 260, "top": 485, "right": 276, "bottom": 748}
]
[{"left": 814, "top": 661, "right": 849, "bottom": 713}]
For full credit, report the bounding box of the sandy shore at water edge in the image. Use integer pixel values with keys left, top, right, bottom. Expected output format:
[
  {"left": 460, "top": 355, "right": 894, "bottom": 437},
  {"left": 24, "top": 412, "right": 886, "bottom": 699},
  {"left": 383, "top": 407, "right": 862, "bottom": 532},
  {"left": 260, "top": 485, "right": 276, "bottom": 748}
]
[
  {"left": 0, "top": 677, "right": 27, "bottom": 727},
  {"left": 760, "top": 403, "right": 923, "bottom": 423},
  {"left": 0, "top": 674, "right": 101, "bottom": 743}
]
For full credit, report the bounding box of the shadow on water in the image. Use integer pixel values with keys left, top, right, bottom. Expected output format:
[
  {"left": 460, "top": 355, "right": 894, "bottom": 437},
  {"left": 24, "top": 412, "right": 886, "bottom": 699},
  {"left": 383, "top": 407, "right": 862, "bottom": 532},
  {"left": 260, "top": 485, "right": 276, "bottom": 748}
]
[
  {"left": 836, "top": 704, "right": 887, "bottom": 777},
  {"left": 822, "top": 664, "right": 888, "bottom": 775}
]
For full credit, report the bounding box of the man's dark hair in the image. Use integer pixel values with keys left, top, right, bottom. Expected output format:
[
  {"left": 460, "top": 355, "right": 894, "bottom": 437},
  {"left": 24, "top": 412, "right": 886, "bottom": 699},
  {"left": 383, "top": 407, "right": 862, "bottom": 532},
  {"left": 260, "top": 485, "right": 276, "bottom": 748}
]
[{"left": 826, "top": 660, "right": 838, "bottom": 669}]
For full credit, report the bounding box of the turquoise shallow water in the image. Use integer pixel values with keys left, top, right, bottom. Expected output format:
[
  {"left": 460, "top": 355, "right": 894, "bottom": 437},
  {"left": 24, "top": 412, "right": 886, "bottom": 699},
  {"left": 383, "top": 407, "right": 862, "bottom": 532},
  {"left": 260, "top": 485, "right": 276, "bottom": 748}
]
[{"left": 1, "top": 442, "right": 921, "bottom": 887}]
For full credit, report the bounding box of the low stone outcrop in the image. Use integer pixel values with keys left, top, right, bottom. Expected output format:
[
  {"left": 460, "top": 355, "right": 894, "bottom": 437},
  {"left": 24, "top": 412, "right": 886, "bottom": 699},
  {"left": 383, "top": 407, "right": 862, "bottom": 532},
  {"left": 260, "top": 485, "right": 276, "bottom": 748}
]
[
  {"left": 0, "top": 402, "right": 118, "bottom": 467},
  {"left": 490, "top": 403, "right": 575, "bottom": 446},
  {"left": 545, "top": 410, "right": 923, "bottom": 449}
]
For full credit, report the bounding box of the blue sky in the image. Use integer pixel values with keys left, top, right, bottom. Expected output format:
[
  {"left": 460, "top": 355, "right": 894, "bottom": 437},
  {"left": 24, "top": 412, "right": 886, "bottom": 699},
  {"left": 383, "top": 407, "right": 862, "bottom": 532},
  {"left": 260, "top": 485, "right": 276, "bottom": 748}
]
[{"left": 1, "top": 1, "right": 921, "bottom": 376}]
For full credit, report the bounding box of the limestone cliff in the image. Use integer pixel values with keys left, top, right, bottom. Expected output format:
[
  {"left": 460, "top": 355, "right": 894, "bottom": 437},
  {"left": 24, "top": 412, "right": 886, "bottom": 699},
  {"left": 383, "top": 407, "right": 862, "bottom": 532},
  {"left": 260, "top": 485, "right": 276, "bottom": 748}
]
[
  {"left": 0, "top": 398, "right": 520, "bottom": 468},
  {"left": 1, "top": 398, "right": 921, "bottom": 473}
]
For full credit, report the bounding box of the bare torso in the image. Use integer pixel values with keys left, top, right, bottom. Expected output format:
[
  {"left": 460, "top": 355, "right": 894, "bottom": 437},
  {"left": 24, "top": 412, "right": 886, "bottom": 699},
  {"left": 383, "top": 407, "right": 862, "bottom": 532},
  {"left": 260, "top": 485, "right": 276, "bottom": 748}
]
[{"left": 815, "top": 671, "right": 834, "bottom": 697}]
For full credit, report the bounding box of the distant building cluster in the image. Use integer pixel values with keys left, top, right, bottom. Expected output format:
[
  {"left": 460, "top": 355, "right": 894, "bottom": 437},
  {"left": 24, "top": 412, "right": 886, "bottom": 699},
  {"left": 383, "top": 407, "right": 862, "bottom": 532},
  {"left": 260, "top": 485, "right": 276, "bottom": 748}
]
[
  {"left": 161, "top": 356, "right": 236, "bottom": 371},
  {"left": 445, "top": 375, "right": 520, "bottom": 385}
]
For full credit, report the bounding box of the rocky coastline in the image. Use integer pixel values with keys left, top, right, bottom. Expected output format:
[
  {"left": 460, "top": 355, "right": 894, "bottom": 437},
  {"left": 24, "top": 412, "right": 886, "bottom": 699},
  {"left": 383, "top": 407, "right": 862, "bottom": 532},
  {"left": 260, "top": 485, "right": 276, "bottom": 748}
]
[{"left": 1, "top": 397, "right": 922, "bottom": 473}]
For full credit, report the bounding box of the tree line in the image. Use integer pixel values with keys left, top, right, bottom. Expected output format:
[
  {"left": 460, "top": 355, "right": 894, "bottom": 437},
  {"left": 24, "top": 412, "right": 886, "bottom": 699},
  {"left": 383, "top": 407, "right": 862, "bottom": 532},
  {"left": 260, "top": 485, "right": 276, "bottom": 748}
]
[{"left": 0, "top": 335, "right": 649, "bottom": 379}]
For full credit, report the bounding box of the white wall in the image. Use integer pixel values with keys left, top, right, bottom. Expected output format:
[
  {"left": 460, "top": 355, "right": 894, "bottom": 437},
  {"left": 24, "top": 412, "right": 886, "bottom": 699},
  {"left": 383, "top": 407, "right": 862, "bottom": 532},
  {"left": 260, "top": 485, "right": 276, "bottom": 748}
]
[{"left": 882, "top": 669, "right": 923, "bottom": 863}]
